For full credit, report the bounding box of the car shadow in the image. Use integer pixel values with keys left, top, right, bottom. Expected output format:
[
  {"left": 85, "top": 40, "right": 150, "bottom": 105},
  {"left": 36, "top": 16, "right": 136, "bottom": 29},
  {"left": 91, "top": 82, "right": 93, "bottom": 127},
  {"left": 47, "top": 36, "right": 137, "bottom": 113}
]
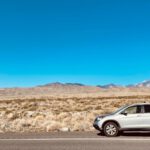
[{"left": 97, "top": 131, "right": 150, "bottom": 137}]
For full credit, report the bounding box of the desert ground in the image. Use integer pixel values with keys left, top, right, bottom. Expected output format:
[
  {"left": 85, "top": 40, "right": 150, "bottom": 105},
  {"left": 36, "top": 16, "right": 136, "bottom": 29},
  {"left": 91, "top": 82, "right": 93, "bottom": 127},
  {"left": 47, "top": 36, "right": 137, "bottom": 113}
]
[{"left": 0, "top": 83, "right": 150, "bottom": 132}]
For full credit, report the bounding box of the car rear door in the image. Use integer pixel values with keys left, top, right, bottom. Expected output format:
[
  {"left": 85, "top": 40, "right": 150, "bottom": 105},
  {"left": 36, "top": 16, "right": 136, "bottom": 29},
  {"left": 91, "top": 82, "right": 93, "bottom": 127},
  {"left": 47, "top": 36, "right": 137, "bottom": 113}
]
[{"left": 139, "top": 104, "right": 150, "bottom": 128}]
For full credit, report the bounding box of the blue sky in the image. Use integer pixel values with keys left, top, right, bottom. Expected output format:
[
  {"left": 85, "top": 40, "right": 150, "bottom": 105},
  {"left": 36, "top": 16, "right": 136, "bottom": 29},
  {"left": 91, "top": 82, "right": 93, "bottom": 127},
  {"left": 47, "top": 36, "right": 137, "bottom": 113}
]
[{"left": 0, "top": 0, "right": 150, "bottom": 87}]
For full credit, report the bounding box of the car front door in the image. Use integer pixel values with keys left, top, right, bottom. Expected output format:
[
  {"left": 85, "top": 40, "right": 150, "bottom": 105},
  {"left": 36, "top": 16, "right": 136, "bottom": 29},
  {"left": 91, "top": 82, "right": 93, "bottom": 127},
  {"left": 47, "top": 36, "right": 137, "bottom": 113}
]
[{"left": 117, "top": 105, "right": 143, "bottom": 129}]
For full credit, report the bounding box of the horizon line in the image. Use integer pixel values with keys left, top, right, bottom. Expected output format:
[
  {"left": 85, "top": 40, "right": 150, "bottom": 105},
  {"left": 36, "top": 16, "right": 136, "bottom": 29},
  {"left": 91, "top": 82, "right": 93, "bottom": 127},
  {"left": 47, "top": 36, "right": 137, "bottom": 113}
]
[{"left": 0, "top": 80, "right": 148, "bottom": 88}]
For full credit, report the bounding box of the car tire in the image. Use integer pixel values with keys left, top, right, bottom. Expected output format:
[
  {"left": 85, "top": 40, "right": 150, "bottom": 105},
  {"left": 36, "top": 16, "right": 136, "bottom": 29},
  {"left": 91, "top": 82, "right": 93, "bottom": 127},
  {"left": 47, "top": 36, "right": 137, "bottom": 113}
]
[{"left": 103, "top": 122, "right": 119, "bottom": 137}]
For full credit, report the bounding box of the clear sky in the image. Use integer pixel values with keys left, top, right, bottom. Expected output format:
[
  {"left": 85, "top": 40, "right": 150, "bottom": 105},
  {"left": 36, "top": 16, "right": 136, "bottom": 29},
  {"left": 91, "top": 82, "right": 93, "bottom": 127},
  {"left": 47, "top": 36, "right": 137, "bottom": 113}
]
[{"left": 0, "top": 0, "right": 150, "bottom": 87}]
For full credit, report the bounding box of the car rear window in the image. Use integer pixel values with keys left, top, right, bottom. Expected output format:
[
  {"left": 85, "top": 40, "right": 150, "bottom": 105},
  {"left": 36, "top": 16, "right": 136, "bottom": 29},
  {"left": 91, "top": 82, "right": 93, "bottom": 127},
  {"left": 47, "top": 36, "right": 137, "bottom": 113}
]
[{"left": 144, "top": 105, "right": 150, "bottom": 113}]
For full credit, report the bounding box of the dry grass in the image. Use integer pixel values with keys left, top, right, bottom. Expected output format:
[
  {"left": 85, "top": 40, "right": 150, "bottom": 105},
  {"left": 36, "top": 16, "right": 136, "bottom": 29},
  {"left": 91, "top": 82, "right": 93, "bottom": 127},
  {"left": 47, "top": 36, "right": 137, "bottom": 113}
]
[{"left": 0, "top": 95, "right": 150, "bottom": 132}]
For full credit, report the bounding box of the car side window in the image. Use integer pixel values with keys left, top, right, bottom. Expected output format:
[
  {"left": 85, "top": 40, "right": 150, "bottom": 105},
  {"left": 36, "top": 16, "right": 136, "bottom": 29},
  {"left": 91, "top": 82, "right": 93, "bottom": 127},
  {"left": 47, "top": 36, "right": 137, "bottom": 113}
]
[
  {"left": 144, "top": 105, "right": 150, "bottom": 113},
  {"left": 124, "top": 106, "right": 141, "bottom": 114}
]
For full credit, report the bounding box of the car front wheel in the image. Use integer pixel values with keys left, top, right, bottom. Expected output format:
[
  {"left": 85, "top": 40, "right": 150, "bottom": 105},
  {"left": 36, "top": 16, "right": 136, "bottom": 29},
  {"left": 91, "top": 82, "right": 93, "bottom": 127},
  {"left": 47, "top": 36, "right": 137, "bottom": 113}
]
[{"left": 103, "top": 122, "right": 119, "bottom": 137}]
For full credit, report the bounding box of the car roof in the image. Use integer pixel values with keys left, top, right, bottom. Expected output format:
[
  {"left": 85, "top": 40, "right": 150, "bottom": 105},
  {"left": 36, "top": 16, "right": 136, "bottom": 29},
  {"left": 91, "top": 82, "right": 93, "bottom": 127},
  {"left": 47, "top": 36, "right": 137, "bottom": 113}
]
[{"left": 130, "top": 103, "right": 150, "bottom": 106}]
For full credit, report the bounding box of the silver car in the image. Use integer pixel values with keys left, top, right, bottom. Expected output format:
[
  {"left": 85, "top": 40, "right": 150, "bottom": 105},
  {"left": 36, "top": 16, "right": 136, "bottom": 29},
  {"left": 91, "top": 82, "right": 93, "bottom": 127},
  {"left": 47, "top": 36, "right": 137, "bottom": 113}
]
[{"left": 93, "top": 103, "right": 150, "bottom": 137}]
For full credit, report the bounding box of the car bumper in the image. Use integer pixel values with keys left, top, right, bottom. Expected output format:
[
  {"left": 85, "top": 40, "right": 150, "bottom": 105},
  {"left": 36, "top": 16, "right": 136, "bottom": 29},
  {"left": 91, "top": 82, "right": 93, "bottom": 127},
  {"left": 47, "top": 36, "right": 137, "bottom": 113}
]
[{"left": 93, "top": 122, "right": 102, "bottom": 131}]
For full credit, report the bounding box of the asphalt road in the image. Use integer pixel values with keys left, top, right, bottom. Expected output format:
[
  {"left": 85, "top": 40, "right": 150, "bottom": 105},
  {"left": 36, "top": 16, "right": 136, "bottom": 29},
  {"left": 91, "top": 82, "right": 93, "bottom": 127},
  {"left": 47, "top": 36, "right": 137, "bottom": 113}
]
[{"left": 0, "top": 131, "right": 150, "bottom": 150}]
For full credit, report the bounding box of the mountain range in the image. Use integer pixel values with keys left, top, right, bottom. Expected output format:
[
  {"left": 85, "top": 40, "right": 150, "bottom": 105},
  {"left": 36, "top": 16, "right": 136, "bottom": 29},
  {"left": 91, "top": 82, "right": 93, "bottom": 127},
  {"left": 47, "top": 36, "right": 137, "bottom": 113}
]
[{"left": 40, "top": 80, "right": 150, "bottom": 88}]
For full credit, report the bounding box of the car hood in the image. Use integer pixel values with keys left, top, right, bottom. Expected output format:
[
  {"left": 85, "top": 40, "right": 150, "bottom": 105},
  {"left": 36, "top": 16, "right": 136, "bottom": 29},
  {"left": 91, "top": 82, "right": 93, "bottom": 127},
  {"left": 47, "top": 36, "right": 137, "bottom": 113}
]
[{"left": 98, "top": 113, "right": 113, "bottom": 118}]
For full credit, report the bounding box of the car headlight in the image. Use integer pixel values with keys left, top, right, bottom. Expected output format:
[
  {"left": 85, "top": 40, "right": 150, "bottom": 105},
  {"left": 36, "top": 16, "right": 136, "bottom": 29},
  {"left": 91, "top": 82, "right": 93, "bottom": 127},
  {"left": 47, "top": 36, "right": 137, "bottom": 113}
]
[{"left": 95, "top": 117, "right": 102, "bottom": 122}]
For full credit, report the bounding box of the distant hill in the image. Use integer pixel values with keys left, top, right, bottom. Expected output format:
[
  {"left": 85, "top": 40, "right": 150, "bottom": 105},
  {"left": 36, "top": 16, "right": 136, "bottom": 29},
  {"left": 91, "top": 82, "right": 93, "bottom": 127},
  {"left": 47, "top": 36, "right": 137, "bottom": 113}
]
[
  {"left": 39, "top": 82, "right": 64, "bottom": 87},
  {"left": 136, "top": 80, "right": 150, "bottom": 88},
  {"left": 65, "top": 83, "right": 85, "bottom": 86},
  {"left": 97, "top": 80, "right": 150, "bottom": 88},
  {"left": 39, "top": 82, "right": 85, "bottom": 87},
  {"left": 97, "top": 84, "right": 120, "bottom": 89}
]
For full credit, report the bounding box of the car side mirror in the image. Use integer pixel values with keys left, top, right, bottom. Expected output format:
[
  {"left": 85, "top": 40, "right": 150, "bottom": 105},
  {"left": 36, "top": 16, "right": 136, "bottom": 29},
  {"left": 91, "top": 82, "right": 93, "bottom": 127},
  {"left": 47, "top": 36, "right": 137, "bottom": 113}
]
[{"left": 121, "top": 112, "right": 128, "bottom": 116}]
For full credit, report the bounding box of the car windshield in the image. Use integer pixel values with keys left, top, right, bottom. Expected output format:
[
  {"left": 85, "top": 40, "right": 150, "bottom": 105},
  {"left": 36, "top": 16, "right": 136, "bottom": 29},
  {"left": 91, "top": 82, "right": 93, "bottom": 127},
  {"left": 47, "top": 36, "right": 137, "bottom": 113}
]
[{"left": 111, "top": 105, "right": 128, "bottom": 115}]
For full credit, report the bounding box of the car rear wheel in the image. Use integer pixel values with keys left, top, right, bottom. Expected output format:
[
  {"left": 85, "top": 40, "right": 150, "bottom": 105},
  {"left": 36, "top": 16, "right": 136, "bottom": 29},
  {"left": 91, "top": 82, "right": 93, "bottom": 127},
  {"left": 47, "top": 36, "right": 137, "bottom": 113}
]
[{"left": 103, "top": 122, "right": 119, "bottom": 137}]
